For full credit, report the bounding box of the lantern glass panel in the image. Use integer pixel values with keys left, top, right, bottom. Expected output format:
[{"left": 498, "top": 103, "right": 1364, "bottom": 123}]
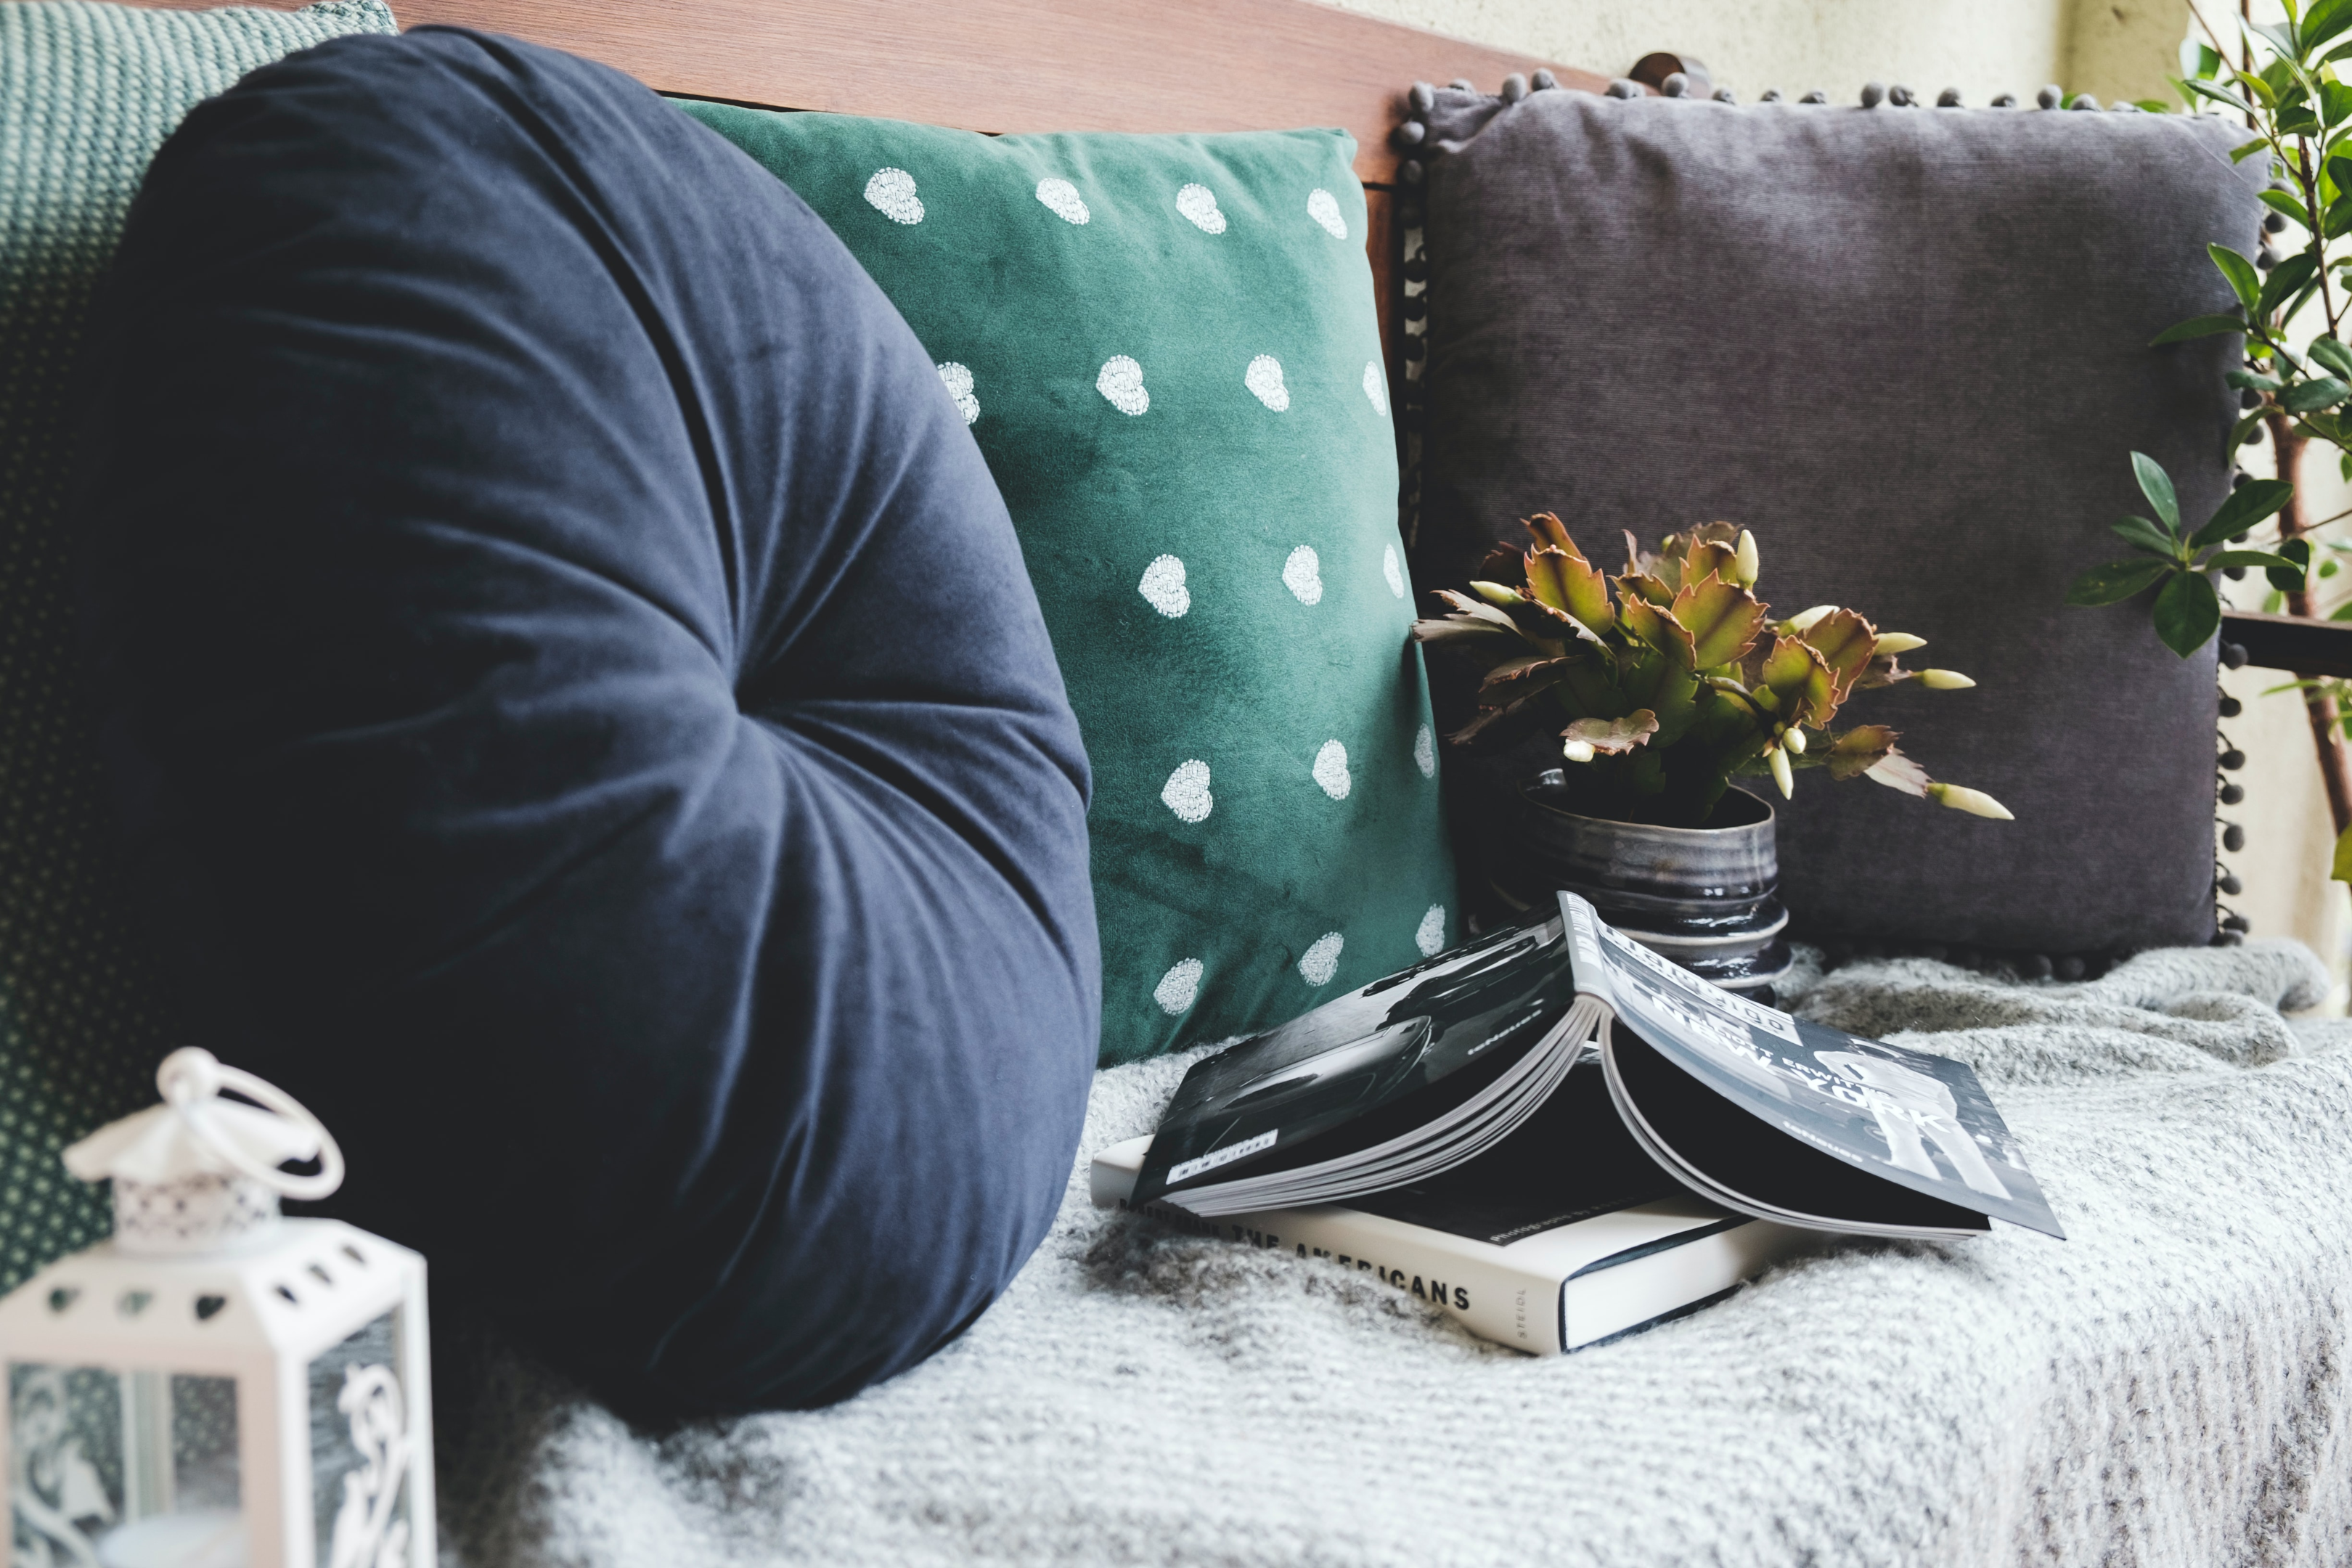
[
  {"left": 9, "top": 1361, "right": 241, "bottom": 1568},
  {"left": 309, "top": 1307, "right": 411, "bottom": 1568}
]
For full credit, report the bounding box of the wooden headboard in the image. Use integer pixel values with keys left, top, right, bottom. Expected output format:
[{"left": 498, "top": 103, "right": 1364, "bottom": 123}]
[{"left": 143, "top": 0, "right": 1603, "bottom": 390}]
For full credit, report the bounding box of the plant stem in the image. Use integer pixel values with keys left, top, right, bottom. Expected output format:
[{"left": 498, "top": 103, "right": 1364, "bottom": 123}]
[
  {"left": 2297, "top": 133, "right": 2342, "bottom": 338},
  {"left": 2267, "top": 412, "right": 2352, "bottom": 835}
]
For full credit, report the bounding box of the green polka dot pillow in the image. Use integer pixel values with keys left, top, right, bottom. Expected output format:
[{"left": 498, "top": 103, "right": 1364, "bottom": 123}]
[
  {"left": 682, "top": 105, "right": 1458, "bottom": 1063},
  {"left": 0, "top": 0, "right": 397, "bottom": 1292}
]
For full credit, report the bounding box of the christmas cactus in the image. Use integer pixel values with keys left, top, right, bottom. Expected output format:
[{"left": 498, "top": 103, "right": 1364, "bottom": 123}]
[{"left": 1412, "top": 516, "right": 2010, "bottom": 830}]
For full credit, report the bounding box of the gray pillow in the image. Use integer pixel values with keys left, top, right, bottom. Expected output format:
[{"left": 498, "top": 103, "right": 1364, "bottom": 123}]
[{"left": 1413, "top": 88, "right": 2261, "bottom": 957}]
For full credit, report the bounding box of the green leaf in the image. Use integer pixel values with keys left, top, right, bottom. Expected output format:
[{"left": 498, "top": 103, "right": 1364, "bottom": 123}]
[
  {"left": 2203, "top": 549, "right": 2304, "bottom": 570},
  {"left": 2332, "top": 820, "right": 2352, "bottom": 883},
  {"left": 2332, "top": 600, "right": 2352, "bottom": 620},
  {"left": 2313, "top": 335, "right": 2352, "bottom": 377},
  {"left": 2311, "top": 0, "right": 2352, "bottom": 51},
  {"left": 2111, "top": 514, "right": 2179, "bottom": 556},
  {"left": 2326, "top": 79, "right": 2352, "bottom": 126},
  {"left": 2257, "top": 248, "right": 2319, "bottom": 316},
  {"left": 2066, "top": 558, "right": 2175, "bottom": 605},
  {"left": 2192, "top": 40, "right": 2224, "bottom": 77},
  {"left": 2131, "top": 452, "right": 2181, "bottom": 530},
  {"left": 2152, "top": 570, "right": 2221, "bottom": 657},
  {"left": 2192, "top": 477, "right": 2296, "bottom": 548},
  {"left": 2134, "top": 97, "right": 2173, "bottom": 113},
  {"left": 2228, "top": 369, "right": 2287, "bottom": 390},
  {"left": 2210, "top": 244, "right": 2263, "bottom": 313},
  {"left": 2228, "top": 412, "right": 2268, "bottom": 464},
  {"left": 2263, "top": 187, "right": 2316, "bottom": 228},
  {"left": 2232, "top": 136, "right": 2275, "bottom": 162},
  {"left": 2151, "top": 312, "right": 2247, "bottom": 346},
  {"left": 2268, "top": 536, "right": 2314, "bottom": 591},
  {"left": 2282, "top": 374, "right": 2352, "bottom": 412},
  {"left": 2269, "top": 587, "right": 2290, "bottom": 612},
  {"left": 2187, "top": 78, "right": 2260, "bottom": 114},
  {"left": 2252, "top": 18, "right": 2301, "bottom": 59}
]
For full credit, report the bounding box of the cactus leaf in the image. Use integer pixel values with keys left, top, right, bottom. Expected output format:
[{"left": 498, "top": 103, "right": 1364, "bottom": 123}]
[
  {"left": 1863, "top": 747, "right": 1932, "bottom": 797},
  {"left": 1561, "top": 710, "right": 1659, "bottom": 756},
  {"left": 1797, "top": 608, "right": 1878, "bottom": 697},
  {"left": 1683, "top": 540, "right": 1740, "bottom": 588},
  {"left": 1673, "top": 574, "right": 1767, "bottom": 670},
  {"left": 1825, "top": 724, "right": 1899, "bottom": 779},
  {"left": 1524, "top": 511, "right": 1578, "bottom": 554},
  {"left": 1759, "top": 634, "right": 1838, "bottom": 723},
  {"left": 1478, "top": 655, "right": 1580, "bottom": 701},
  {"left": 1524, "top": 546, "right": 1616, "bottom": 636},
  {"left": 1620, "top": 592, "right": 1697, "bottom": 666}
]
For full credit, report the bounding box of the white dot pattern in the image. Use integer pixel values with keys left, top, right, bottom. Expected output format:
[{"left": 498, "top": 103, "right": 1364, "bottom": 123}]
[
  {"left": 1176, "top": 182, "right": 1227, "bottom": 234},
  {"left": 1282, "top": 545, "right": 1323, "bottom": 605},
  {"left": 1138, "top": 555, "right": 1189, "bottom": 618},
  {"left": 1098, "top": 355, "right": 1150, "bottom": 416},
  {"left": 1154, "top": 958, "right": 1204, "bottom": 1014},
  {"left": 1244, "top": 354, "right": 1290, "bottom": 412},
  {"left": 1307, "top": 187, "right": 1348, "bottom": 240},
  {"left": 936, "top": 362, "right": 979, "bottom": 425},
  {"left": 1161, "top": 759, "right": 1213, "bottom": 823},
  {"left": 1312, "top": 740, "right": 1351, "bottom": 800},
  {"left": 828, "top": 153, "right": 1460, "bottom": 1051},
  {"left": 864, "top": 166, "right": 923, "bottom": 224},
  {"left": 1416, "top": 905, "right": 1446, "bottom": 957},
  {"left": 1034, "top": 177, "right": 1090, "bottom": 224}
]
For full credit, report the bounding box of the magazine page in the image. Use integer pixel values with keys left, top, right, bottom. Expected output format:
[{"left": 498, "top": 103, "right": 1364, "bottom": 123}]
[
  {"left": 1559, "top": 893, "right": 2065, "bottom": 1239},
  {"left": 1131, "top": 912, "right": 1577, "bottom": 1208}
]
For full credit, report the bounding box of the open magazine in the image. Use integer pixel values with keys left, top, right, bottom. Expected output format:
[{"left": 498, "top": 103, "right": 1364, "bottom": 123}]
[{"left": 1130, "top": 892, "right": 2065, "bottom": 1241}]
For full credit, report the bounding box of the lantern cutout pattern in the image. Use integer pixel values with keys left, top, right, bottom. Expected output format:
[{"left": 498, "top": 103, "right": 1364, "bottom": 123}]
[{"left": 0, "top": 1049, "right": 432, "bottom": 1568}]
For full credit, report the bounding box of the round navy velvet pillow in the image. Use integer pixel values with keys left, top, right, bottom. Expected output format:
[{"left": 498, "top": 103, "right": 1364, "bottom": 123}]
[{"left": 72, "top": 29, "right": 1098, "bottom": 1415}]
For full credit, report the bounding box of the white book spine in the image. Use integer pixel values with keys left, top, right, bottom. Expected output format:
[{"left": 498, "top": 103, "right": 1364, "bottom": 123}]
[{"left": 1119, "top": 1196, "right": 1570, "bottom": 1355}]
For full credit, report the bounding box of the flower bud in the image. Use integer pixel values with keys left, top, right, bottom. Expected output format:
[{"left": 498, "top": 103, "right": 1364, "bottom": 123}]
[
  {"left": 1928, "top": 783, "right": 2012, "bottom": 820},
  {"left": 1873, "top": 632, "right": 1927, "bottom": 655},
  {"left": 1768, "top": 746, "right": 1794, "bottom": 798},
  {"left": 1735, "top": 529, "right": 1760, "bottom": 587},
  {"left": 1781, "top": 605, "right": 1835, "bottom": 634},
  {"left": 1563, "top": 738, "right": 1597, "bottom": 764},
  {"left": 1470, "top": 580, "right": 1520, "bottom": 607},
  {"left": 1782, "top": 727, "right": 1807, "bottom": 755},
  {"left": 1917, "top": 669, "right": 1975, "bottom": 690}
]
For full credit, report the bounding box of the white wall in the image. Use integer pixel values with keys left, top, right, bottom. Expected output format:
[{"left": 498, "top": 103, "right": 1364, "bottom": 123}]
[{"left": 1323, "top": 0, "right": 2176, "bottom": 109}]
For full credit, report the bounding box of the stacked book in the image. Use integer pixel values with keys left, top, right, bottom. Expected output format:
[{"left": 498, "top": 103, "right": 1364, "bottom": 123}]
[{"left": 1093, "top": 893, "right": 2062, "bottom": 1355}]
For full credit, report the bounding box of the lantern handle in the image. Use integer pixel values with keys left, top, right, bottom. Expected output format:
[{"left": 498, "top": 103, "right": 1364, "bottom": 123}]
[{"left": 157, "top": 1047, "right": 346, "bottom": 1202}]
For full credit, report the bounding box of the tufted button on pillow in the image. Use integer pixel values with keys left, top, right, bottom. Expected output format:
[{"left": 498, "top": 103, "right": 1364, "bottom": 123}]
[{"left": 71, "top": 29, "right": 1099, "bottom": 1416}]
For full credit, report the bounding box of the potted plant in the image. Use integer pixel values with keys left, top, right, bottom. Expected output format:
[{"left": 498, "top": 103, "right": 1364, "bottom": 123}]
[{"left": 1413, "top": 515, "right": 2008, "bottom": 995}]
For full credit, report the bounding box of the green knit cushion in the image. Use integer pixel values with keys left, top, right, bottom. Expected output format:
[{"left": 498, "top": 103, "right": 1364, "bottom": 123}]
[
  {"left": 682, "top": 105, "right": 1457, "bottom": 1065},
  {"left": 0, "top": 0, "right": 396, "bottom": 1291}
]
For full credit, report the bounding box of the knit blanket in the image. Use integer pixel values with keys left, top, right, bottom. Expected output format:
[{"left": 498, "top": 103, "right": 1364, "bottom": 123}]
[{"left": 438, "top": 941, "right": 2352, "bottom": 1567}]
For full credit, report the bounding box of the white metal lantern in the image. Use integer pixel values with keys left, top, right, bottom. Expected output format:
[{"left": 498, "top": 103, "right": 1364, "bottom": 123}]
[{"left": 0, "top": 1049, "right": 432, "bottom": 1568}]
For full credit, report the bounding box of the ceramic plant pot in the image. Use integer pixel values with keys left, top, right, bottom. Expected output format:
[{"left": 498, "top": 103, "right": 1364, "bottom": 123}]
[{"left": 1490, "top": 775, "right": 1794, "bottom": 1000}]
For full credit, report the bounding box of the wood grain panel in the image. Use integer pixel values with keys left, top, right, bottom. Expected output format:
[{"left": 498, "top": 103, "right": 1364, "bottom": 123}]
[{"left": 136, "top": 0, "right": 1596, "bottom": 182}]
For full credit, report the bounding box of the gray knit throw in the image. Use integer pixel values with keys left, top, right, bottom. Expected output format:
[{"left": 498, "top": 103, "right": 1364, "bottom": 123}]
[{"left": 438, "top": 940, "right": 2352, "bottom": 1567}]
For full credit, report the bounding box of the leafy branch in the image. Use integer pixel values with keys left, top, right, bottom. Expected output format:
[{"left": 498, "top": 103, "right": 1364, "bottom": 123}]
[{"left": 2065, "top": 451, "right": 2300, "bottom": 655}]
